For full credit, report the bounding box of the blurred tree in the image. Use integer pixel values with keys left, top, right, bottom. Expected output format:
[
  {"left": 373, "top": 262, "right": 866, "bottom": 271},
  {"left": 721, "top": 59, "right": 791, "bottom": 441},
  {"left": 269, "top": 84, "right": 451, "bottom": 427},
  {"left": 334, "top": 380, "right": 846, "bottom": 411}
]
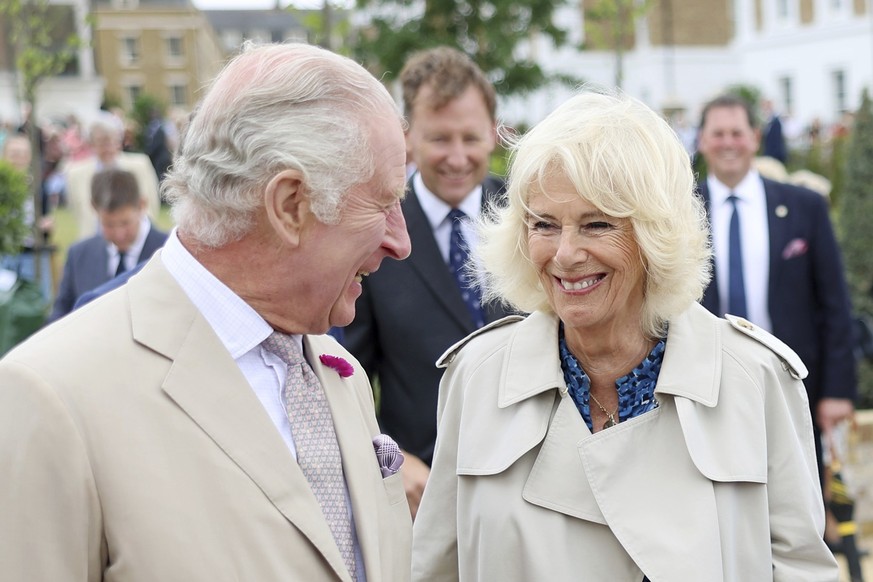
[
  {"left": 0, "top": 161, "right": 30, "bottom": 257},
  {"left": 0, "top": 0, "right": 83, "bottom": 287},
  {"left": 352, "top": 0, "right": 576, "bottom": 96},
  {"left": 584, "top": 0, "right": 652, "bottom": 89},
  {"left": 839, "top": 89, "right": 873, "bottom": 407},
  {"left": 131, "top": 94, "right": 167, "bottom": 151}
]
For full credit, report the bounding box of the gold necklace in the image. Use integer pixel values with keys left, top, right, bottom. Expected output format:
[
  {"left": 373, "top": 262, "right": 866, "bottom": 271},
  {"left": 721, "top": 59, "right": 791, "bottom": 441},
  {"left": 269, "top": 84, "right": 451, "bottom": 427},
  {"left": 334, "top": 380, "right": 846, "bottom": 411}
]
[{"left": 589, "top": 392, "right": 619, "bottom": 430}]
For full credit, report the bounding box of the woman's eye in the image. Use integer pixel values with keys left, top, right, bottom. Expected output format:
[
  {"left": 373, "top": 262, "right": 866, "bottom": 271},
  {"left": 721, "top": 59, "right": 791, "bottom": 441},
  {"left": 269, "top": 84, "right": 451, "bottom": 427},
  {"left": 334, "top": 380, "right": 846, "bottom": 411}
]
[
  {"left": 585, "top": 221, "right": 612, "bottom": 230},
  {"left": 531, "top": 221, "right": 556, "bottom": 231}
]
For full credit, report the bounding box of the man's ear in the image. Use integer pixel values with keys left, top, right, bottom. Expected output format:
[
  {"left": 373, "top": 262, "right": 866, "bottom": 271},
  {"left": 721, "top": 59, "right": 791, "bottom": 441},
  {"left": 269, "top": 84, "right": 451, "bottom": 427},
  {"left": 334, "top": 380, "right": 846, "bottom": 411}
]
[{"left": 264, "top": 169, "right": 308, "bottom": 246}]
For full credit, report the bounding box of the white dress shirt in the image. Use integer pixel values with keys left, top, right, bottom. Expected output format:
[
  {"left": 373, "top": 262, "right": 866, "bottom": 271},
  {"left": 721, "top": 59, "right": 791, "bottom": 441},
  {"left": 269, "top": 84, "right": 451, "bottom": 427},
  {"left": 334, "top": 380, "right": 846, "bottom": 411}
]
[
  {"left": 413, "top": 170, "right": 484, "bottom": 274},
  {"left": 707, "top": 171, "right": 773, "bottom": 332},
  {"left": 161, "top": 229, "right": 366, "bottom": 580}
]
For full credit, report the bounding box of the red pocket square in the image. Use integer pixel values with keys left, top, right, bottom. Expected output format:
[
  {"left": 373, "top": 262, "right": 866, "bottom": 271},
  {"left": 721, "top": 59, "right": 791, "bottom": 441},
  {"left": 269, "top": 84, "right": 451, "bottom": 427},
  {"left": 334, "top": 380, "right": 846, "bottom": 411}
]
[{"left": 782, "top": 238, "right": 808, "bottom": 260}]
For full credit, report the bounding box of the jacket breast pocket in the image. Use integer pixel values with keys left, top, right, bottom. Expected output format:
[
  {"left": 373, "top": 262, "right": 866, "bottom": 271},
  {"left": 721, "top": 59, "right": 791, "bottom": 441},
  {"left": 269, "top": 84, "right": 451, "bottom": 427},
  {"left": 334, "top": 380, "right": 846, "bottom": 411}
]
[{"left": 383, "top": 471, "right": 407, "bottom": 506}]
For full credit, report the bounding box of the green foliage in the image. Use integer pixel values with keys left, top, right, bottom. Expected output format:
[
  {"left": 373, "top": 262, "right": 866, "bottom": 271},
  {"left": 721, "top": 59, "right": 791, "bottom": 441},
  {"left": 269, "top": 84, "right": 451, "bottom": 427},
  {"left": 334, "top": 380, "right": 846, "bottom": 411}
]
[
  {"left": 0, "top": 0, "right": 83, "bottom": 103},
  {"left": 131, "top": 94, "right": 167, "bottom": 151},
  {"left": 352, "top": 0, "right": 576, "bottom": 96},
  {"left": 839, "top": 89, "right": 873, "bottom": 407},
  {"left": 0, "top": 161, "right": 31, "bottom": 256},
  {"left": 293, "top": 7, "right": 353, "bottom": 54}
]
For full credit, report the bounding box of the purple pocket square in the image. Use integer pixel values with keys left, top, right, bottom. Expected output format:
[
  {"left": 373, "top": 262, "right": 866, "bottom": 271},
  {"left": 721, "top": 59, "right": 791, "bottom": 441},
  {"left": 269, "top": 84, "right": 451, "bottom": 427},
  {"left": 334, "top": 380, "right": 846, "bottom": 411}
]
[
  {"left": 373, "top": 434, "right": 404, "bottom": 478},
  {"left": 782, "top": 238, "right": 809, "bottom": 260}
]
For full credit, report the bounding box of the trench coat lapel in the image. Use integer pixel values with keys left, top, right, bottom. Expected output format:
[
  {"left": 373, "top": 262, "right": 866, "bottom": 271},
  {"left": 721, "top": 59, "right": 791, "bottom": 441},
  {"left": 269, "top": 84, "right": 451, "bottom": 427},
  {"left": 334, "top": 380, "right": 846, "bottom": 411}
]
[
  {"left": 130, "top": 257, "right": 352, "bottom": 582},
  {"left": 578, "top": 304, "right": 726, "bottom": 581},
  {"left": 523, "top": 393, "right": 607, "bottom": 524},
  {"left": 509, "top": 306, "right": 726, "bottom": 580}
]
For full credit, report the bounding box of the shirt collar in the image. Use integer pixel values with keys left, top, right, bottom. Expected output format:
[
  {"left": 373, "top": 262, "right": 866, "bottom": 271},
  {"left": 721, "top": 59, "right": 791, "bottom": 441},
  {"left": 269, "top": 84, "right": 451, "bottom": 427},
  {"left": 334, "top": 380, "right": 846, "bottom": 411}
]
[
  {"left": 161, "top": 228, "right": 280, "bottom": 359},
  {"left": 413, "top": 171, "right": 483, "bottom": 228},
  {"left": 107, "top": 214, "right": 151, "bottom": 259},
  {"left": 706, "top": 168, "right": 763, "bottom": 207}
]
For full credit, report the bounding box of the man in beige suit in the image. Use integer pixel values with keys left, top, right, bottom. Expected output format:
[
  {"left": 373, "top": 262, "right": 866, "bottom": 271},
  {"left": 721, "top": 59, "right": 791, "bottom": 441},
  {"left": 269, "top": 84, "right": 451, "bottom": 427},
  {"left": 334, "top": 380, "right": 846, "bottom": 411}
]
[
  {"left": 64, "top": 115, "right": 161, "bottom": 240},
  {"left": 0, "top": 43, "right": 413, "bottom": 581}
]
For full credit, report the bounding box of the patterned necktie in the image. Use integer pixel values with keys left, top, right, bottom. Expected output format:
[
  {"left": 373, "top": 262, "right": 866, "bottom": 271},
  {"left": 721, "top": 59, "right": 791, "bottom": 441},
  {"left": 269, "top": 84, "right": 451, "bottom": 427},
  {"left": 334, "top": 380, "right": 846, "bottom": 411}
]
[
  {"left": 727, "top": 194, "right": 748, "bottom": 318},
  {"left": 447, "top": 208, "right": 485, "bottom": 328},
  {"left": 261, "top": 332, "right": 357, "bottom": 580},
  {"left": 115, "top": 250, "right": 128, "bottom": 277}
]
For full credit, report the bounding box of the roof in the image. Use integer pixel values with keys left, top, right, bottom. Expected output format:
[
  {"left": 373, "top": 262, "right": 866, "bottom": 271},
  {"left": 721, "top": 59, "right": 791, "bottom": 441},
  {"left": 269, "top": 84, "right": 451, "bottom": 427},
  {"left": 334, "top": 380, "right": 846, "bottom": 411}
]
[{"left": 203, "top": 9, "right": 304, "bottom": 31}]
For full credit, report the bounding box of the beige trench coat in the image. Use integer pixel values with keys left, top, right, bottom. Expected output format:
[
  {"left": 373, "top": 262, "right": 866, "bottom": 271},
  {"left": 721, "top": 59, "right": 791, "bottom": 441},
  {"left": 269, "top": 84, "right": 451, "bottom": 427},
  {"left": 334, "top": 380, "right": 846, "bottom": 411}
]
[{"left": 412, "top": 302, "right": 837, "bottom": 582}]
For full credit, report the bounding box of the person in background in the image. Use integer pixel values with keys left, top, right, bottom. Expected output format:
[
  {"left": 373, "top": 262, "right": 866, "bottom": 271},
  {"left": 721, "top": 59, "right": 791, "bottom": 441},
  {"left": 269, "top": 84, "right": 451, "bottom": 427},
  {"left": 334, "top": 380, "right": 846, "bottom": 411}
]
[
  {"left": 0, "top": 42, "right": 412, "bottom": 581},
  {"left": 695, "top": 93, "right": 856, "bottom": 485},
  {"left": 344, "top": 46, "right": 514, "bottom": 518},
  {"left": 761, "top": 98, "right": 788, "bottom": 164},
  {"left": 144, "top": 105, "right": 177, "bottom": 184},
  {"left": 48, "top": 168, "right": 167, "bottom": 323},
  {"left": 412, "top": 89, "right": 837, "bottom": 581},
  {"left": 64, "top": 114, "right": 161, "bottom": 241}
]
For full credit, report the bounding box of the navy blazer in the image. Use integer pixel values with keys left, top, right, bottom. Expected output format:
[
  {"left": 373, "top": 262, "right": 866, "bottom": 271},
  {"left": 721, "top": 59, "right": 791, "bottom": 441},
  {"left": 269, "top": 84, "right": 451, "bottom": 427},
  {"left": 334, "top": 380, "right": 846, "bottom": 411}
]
[
  {"left": 698, "top": 177, "right": 856, "bottom": 405},
  {"left": 49, "top": 225, "right": 168, "bottom": 323},
  {"left": 343, "top": 175, "right": 514, "bottom": 465}
]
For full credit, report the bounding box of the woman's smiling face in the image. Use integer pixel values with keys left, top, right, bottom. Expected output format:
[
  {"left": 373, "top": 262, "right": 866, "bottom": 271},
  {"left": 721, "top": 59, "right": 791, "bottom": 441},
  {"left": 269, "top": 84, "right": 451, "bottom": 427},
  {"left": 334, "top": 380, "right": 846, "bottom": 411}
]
[{"left": 526, "top": 172, "right": 647, "bottom": 338}]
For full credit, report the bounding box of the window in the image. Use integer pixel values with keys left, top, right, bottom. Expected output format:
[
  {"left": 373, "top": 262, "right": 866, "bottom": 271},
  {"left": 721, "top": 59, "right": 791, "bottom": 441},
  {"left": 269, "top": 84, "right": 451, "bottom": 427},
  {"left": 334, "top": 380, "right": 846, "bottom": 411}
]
[
  {"left": 121, "top": 36, "right": 140, "bottom": 65},
  {"left": 777, "top": 0, "right": 789, "bottom": 18},
  {"left": 166, "top": 36, "right": 184, "bottom": 59},
  {"left": 126, "top": 84, "right": 142, "bottom": 108},
  {"left": 833, "top": 69, "right": 847, "bottom": 115},
  {"left": 169, "top": 84, "right": 187, "bottom": 107}
]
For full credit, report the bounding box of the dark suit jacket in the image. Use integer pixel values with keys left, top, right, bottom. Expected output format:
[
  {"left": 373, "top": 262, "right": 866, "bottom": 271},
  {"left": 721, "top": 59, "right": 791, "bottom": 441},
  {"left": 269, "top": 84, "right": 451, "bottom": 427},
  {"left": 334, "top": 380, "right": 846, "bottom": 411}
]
[
  {"left": 73, "top": 261, "right": 146, "bottom": 310},
  {"left": 698, "top": 177, "right": 856, "bottom": 407},
  {"left": 343, "top": 175, "right": 514, "bottom": 465},
  {"left": 49, "top": 224, "right": 167, "bottom": 323}
]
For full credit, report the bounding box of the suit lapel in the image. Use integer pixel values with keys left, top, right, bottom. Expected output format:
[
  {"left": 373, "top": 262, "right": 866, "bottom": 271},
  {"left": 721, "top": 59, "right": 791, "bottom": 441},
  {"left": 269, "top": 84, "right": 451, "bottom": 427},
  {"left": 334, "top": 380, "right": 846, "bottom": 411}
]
[
  {"left": 79, "top": 238, "right": 111, "bottom": 294},
  {"left": 763, "top": 179, "right": 790, "bottom": 312},
  {"left": 307, "top": 335, "right": 385, "bottom": 582},
  {"left": 402, "top": 183, "right": 476, "bottom": 331},
  {"left": 136, "top": 226, "right": 166, "bottom": 263},
  {"left": 130, "top": 258, "right": 351, "bottom": 582}
]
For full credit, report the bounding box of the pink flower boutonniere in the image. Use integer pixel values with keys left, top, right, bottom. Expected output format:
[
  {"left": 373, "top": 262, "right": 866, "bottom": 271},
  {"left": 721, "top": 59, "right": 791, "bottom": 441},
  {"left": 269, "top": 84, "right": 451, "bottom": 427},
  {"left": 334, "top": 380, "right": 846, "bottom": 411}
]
[{"left": 319, "top": 354, "right": 354, "bottom": 378}]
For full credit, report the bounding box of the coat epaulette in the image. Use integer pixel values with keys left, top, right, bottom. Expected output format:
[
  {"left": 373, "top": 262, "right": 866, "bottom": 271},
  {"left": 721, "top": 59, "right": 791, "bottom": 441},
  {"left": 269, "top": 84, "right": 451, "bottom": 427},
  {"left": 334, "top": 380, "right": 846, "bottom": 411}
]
[
  {"left": 437, "top": 315, "right": 526, "bottom": 368},
  {"left": 724, "top": 314, "right": 808, "bottom": 380}
]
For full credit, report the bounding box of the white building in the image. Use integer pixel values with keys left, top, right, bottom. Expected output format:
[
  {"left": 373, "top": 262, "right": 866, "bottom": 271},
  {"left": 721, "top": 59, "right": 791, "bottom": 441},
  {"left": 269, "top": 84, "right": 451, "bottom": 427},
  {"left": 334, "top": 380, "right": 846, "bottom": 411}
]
[
  {"left": 0, "top": 0, "right": 103, "bottom": 127},
  {"left": 500, "top": 0, "right": 872, "bottom": 131}
]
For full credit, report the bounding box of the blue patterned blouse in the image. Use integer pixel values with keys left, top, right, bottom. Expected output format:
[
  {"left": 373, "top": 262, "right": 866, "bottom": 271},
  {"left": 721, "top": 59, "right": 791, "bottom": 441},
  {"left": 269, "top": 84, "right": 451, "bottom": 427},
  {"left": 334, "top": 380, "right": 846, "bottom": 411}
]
[{"left": 559, "top": 324, "right": 666, "bottom": 432}]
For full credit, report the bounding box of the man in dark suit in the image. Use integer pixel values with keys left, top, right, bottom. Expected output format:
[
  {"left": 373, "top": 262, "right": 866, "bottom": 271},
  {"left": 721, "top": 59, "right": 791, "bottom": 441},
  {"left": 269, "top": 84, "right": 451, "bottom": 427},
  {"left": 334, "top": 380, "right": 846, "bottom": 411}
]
[
  {"left": 344, "top": 46, "right": 514, "bottom": 518},
  {"left": 696, "top": 94, "right": 856, "bottom": 479},
  {"left": 48, "top": 168, "right": 167, "bottom": 322}
]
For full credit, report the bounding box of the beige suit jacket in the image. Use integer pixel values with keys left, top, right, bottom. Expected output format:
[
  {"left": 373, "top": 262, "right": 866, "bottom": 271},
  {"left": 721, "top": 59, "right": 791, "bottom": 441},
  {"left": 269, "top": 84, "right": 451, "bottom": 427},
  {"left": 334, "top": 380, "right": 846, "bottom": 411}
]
[
  {"left": 65, "top": 153, "right": 161, "bottom": 240},
  {"left": 0, "top": 256, "right": 412, "bottom": 581},
  {"left": 412, "top": 303, "right": 837, "bottom": 582}
]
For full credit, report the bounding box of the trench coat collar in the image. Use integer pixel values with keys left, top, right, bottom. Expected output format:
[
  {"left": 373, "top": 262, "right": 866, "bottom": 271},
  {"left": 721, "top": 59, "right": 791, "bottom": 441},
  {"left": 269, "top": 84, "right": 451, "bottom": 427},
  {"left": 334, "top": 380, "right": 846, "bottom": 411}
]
[{"left": 499, "top": 303, "right": 723, "bottom": 409}]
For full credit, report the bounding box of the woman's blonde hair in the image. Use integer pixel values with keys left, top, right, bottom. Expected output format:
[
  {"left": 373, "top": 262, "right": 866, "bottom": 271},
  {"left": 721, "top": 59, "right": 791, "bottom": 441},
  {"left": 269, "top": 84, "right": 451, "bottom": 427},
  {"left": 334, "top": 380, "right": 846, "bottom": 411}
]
[{"left": 478, "top": 88, "right": 711, "bottom": 337}]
